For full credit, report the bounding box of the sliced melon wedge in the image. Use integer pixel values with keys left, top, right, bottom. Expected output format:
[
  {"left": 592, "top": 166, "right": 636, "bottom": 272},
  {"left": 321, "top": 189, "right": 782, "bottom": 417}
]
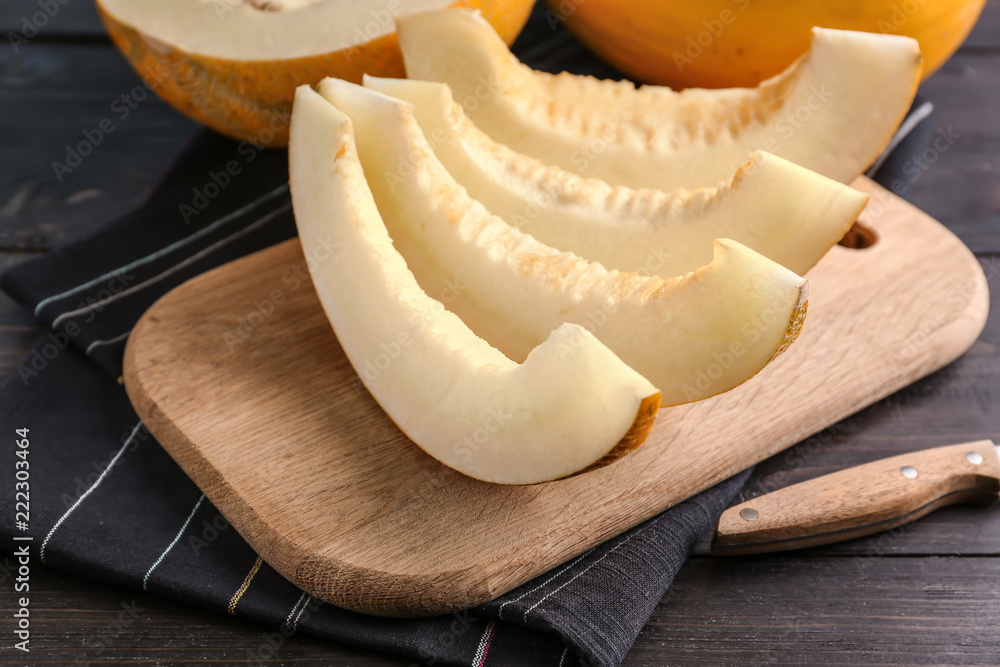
[
  {"left": 395, "top": 9, "right": 922, "bottom": 189},
  {"left": 290, "top": 85, "right": 660, "bottom": 485},
  {"left": 364, "top": 76, "right": 868, "bottom": 276},
  {"left": 316, "top": 78, "right": 809, "bottom": 406}
]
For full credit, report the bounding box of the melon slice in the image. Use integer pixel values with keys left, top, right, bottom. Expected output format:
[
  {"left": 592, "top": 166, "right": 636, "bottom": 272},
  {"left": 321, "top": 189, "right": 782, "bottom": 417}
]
[
  {"left": 316, "top": 78, "right": 809, "bottom": 406},
  {"left": 395, "top": 9, "right": 922, "bottom": 189},
  {"left": 95, "top": 0, "right": 532, "bottom": 145},
  {"left": 364, "top": 76, "right": 868, "bottom": 276},
  {"left": 290, "top": 85, "right": 660, "bottom": 485}
]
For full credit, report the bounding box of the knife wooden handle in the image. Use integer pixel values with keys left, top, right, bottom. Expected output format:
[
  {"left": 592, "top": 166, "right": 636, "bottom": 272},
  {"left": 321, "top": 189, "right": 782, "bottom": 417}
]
[{"left": 712, "top": 440, "right": 1000, "bottom": 556}]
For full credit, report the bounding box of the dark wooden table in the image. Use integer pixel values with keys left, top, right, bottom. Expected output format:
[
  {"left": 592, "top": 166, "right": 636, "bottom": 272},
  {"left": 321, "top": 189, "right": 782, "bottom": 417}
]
[{"left": 2, "top": 2, "right": 999, "bottom": 664}]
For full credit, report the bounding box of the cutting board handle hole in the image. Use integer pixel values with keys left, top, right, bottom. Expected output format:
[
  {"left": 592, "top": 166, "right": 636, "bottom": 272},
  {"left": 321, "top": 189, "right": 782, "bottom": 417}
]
[{"left": 838, "top": 221, "right": 878, "bottom": 249}]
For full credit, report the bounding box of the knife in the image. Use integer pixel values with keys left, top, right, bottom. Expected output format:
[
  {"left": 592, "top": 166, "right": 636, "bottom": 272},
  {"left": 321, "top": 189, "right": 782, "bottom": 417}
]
[{"left": 710, "top": 440, "right": 1000, "bottom": 556}]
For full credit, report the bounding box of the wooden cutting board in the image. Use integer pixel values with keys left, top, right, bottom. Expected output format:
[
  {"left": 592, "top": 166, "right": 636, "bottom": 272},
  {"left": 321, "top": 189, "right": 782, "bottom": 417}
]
[{"left": 123, "top": 177, "right": 988, "bottom": 617}]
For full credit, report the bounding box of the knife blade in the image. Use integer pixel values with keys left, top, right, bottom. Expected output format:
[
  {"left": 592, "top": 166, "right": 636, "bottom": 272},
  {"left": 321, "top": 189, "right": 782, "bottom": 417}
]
[{"left": 711, "top": 440, "right": 1000, "bottom": 556}]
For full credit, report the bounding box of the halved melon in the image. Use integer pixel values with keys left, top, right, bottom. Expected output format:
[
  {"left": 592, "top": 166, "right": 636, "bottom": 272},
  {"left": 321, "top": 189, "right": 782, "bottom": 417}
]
[
  {"left": 545, "top": 0, "right": 982, "bottom": 88},
  {"left": 317, "top": 78, "right": 809, "bottom": 406},
  {"left": 396, "top": 9, "right": 922, "bottom": 189},
  {"left": 95, "top": 0, "right": 532, "bottom": 146},
  {"left": 364, "top": 76, "right": 868, "bottom": 276},
  {"left": 290, "top": 85, "right": 659, "bottom": 485}
]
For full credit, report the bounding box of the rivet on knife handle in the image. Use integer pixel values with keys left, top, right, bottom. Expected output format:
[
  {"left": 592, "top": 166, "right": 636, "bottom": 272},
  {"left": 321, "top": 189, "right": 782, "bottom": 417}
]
[{"left": 711, "top": 440, "right": 1000, "bottom": 556}]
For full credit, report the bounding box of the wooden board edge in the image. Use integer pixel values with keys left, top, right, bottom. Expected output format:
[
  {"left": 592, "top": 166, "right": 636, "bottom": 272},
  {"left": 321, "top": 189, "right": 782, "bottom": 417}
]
[{"left": 122, "top": 261, "right": 318, "bottom": 599}]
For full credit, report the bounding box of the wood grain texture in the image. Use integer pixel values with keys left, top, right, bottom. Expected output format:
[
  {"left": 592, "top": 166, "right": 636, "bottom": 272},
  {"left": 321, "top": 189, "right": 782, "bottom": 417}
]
[
  {"left": 122, "top": 177, "right": 988, "bottom": 617},
  {"left": 0, "top": 43, "right": 197, "bottom": 251},
  {"left": 0, "top": 565, "right": 406, "bottom": 666},
  {"left": 5, "top": 558, "right": 1000, "bottom": 666},
  {"left": 713, "top": 440, "right": 1000, "bottom": 555},
  {"left": 907, "top": 52, "right": 1000, "bottom": 254},
  {"left": 632, "top": 556, "right": 1000, "bottom": 666}
]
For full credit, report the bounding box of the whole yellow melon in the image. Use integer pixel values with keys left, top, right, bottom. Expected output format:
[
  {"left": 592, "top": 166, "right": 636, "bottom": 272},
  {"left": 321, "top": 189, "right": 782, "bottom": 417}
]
[
  {"left": 96, "top": 0, "right": 533, "bottom": 146},
  {"left": 545, "top": 0, "right": 983, "bottom": 88}
]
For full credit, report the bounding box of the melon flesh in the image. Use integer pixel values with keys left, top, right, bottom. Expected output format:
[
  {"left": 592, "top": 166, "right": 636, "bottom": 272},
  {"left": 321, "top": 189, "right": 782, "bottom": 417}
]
[
  {"left": 364, "top": 76, "right": 868, "bottom": 276},
  {"left": 317, "top": 78, "right": 809, "bottom": 406},
  {"left": 396, "top": 9, "right": 922, "bottom": 189},
  {"left": 290, "top": 85, "right": 660, "bottom": 485},
  {"left": 99, "top": 0, "right": 458, "bottom": 60},
  {"left": 95, "top": 0, "right": 532, "bottom": 145}
]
